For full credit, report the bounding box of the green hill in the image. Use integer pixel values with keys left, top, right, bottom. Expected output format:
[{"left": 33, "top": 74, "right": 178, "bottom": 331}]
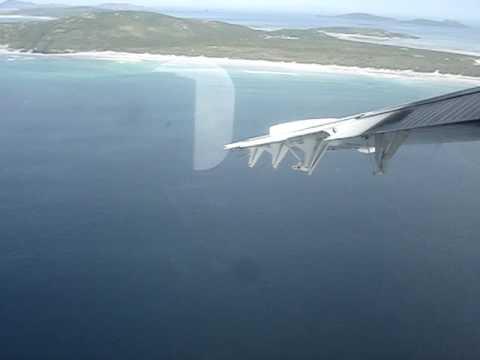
[
  {"left": 0, "top": 11, "right": 479, "bottom": 77},
  {"left": 0, "top": 11, "right": 262, "bottom": 52}
]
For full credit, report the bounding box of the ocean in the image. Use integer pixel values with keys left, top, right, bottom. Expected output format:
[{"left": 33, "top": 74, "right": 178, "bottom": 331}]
[{"left": 1, "top": 55, "right": 480, "bottom": 359}]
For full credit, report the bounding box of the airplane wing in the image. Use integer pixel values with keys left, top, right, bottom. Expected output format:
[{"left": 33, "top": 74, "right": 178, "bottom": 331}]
[{"left": 225, "top": 86, "right": 480, "bottom": 175}]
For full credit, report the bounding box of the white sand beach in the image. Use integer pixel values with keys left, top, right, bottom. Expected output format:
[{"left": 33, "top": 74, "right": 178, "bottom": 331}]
[
  {"left": 1, "top": 48, "right": 480, "bottom": 84},
  {"left": 0, "top": 15, "right": 55, "bottom": 21}
]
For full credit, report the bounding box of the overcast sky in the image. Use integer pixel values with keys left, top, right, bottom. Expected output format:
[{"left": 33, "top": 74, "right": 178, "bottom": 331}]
[{"left": 31, "top": 0, "right": 480, "bottom": 20}]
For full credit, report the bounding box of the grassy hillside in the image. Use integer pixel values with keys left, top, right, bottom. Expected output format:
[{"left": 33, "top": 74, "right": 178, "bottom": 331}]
[
  {"left": 0, "top": 11, "right": 479, "bottom": 77},
  {"left": 0, "top": 11, "right": 262, "bottom": 52}
]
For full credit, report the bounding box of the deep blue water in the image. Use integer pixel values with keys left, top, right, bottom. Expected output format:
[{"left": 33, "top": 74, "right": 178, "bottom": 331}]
[{"left": 1, "top": 56, "right": 480, "bottom": 359}]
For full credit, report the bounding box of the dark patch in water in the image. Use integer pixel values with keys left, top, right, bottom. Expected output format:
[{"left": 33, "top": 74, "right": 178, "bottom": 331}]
[{"left": 231, "top": 257, "right": 261, "bottom": 284}]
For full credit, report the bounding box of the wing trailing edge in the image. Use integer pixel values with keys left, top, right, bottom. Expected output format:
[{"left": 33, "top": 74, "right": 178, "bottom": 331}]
[
  {"left": 225, "top": 87, "right": 480, "bottom": 175},
  {"left": 225, "top": 113, "right": 391, "bottom": 174}
]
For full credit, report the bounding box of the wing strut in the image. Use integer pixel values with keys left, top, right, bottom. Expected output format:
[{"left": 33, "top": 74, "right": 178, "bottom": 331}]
[
  {"left": 248, "top": 147, "right": 265, "bottom": 168},
  {"left": 271, "top": 143, "right": 290, "bottom": 169},
  {"left": 373, "top": 131, "right": 408, "bottom": 175},
  {"left": 291, "top": 136, "right": 330, "bottom": 175}
]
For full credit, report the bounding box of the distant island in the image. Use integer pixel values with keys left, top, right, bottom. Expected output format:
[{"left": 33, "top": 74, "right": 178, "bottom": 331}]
[
  {"left": 96, "top": 3, "right": 156, "bottom": 12},
  {"left": 0, "top": 0, "right": 155, "bottom": 15},
  {"left": 2, "top": 1, "right": 470, "bottom": 29},
  {"left": 0, "top": 0, "right": 36, "bottom": 11},
  {"left": 328, "top": 12, "right": 469, "bottom": 28},
  {"left": 335, "top": 13, "right": 395, "bottom": 22},
  {"left": 405, "top": 18, "right": 468, "bottom": 28}
]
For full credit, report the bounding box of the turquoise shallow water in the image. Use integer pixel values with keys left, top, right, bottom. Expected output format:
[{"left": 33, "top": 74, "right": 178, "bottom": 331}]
[{"left": 1, "top": 56, "right": 480, "bottom": 359}]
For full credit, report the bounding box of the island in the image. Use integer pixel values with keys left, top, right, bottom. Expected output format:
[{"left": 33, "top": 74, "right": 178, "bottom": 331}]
[
  {"left": 0, "top": 11, "right": 479, "bottom": 78},
  {"left": 328, "top": 12, "right": 469, "bottom": 29},
  {"left": 404, "top": 18, "right": 469, "bottom": 28},
  {"left": 0, "top": 0, "right": 36, "bottom": 11},
  {"left": 334, "top": 13, "right": 395, "bottom": 22}
]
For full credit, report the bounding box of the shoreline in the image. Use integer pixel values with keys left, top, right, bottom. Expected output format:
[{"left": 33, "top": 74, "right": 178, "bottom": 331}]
[
  {"left": 317, "top": 32, "right": 480, "bottom": 57},
  {"left": 1, "top": 48, "right": 479, "bottom": 84},
  {"left": 0, "top": 15, "right": 56, "bottom": 21}
]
